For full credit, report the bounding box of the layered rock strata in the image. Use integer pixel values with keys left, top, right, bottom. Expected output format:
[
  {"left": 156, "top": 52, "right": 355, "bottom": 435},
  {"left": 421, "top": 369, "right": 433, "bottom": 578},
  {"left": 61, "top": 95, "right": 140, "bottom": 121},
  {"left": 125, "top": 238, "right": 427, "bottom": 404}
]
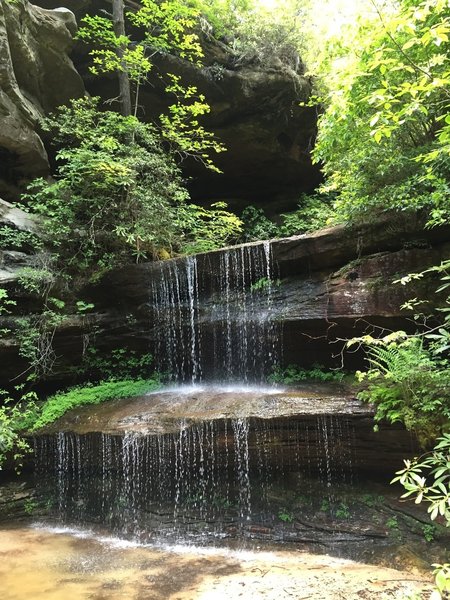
[{"left": 1, "top": 218, "right": 449, "bottom": 385}]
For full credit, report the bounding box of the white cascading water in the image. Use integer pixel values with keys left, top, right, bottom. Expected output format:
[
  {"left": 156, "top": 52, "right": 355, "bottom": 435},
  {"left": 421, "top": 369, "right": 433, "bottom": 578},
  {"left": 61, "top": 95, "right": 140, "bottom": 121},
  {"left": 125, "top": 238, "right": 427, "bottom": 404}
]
[
  {"left": 149, "top": 241, "right": 279, "bottom": 383},
  {"left": 34, "top": 240, "right": 356, "bottom": 543}
]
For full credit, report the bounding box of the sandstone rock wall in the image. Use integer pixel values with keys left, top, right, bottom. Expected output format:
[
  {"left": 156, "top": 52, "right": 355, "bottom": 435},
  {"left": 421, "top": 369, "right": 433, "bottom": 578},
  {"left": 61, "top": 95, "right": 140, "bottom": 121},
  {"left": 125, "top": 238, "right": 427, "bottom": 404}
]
[
  {"left": 0, "top": 0, "right": 84, "bottom": 201},
  {"left": 91, "top": 218, "right": 450, "bottom": 373},
  {"left": 4, "top": 218, "right": 448, "bottom": 387},
  {"left": 139, "top": 49, "right": 321, "bottom": 211}
]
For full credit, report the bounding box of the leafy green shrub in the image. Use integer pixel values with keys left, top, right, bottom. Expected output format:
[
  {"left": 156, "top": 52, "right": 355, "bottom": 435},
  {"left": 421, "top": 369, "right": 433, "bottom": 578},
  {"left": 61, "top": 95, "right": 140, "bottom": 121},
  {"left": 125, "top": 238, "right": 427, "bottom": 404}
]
[
  {"left": 175, "top": 201, "right": 242, "bottom": 254},
  {"left": 76, "top": 347, "right": 154, "bottom": 382},
  {"left": 223, "top": 0, "right": 305, "bottom": 69},
  {"left": 278, "top": 509, "right": 294, "bottom": 523},
  {"left": 269, "top": 364, "right": 345, "bottom": 384},
  {"left": 17, "top": 266, "right": 55, "bottom": 297},
  {"left": 0, "top": 289, "right": 16, "bottom": 315},
  {"left": 31, "top": 378, "right": 161, "bottom": 431},
  {"left": 0, "top": 389, "right": 38, "bottom": 471},
  {"left": 353, "top": 334, "right": 450, "bottom": 446},
  {"left": 422, "top": 524, "right": 436, "bottom": 543},
  {"left": 278, "top": 194, "right": 338, "bottom": 237},
  {"left": 195, "top": 0, "right": 308, "bottom": 72},
  {"left": 15, "top": 308, "right": 66, "bottom": 381},
  {"left": 24, "top": 97, "right": 240, "bottom": 276},
  {"left": 360, "top": 493, "right": 384, "bottom": 508},
  {"left": 24, "top": 97, "right": 190, "bottom": 271},
  {"left": 250, "top": 277, "right": 281, "bottom": 292},
  {"left": 393, "top": 434, "right": 450, "bottom": 597},
  {"left": 335, "top": 502, "right": 350, "bottom": 519},
  {"left": 240, "top": 206, "right": 278, "bottom": 242},
  {"left": 313, "top": 0, "right": 450, "bottom": 226},
  {"left": 319, "top": 498, "right": 330, "bottom": 513},
  {"left": 192, "top": 0, "right": 253, "bottom": 39},
  {"left": 392, "top": 434, "right": 450, "bottom": 525},
  {"left": 386, "top": 516, "right": 399, "bottom": 531},
  {"left": 434, "top": 564, "right": 450, "bottom": 599},
  {"left": 240, "top": 196, "right": 337, "bottom": 243},
  {"left": 0, "top": 226, "right": 41, "bottom": 253}
]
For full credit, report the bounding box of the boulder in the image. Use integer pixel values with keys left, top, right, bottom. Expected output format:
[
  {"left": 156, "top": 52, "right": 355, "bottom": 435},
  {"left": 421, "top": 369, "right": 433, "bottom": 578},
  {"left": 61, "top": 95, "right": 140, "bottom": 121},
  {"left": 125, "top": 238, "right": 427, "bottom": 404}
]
[{"left": 0, "top": 0, "right": 84, "bottom": 201}]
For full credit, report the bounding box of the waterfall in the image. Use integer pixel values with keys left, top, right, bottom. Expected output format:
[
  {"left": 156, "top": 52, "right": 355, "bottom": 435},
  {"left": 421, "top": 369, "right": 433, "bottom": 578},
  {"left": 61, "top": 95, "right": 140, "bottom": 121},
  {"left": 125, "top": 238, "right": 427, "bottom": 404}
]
[
  {"left": 149, "top": 256, "right": 202, "bottom": 382},
  {"left": 149, "top": 241, "right": 280, "bottom": 383},
  {"left": 32, "top": 240, "right": 365, "bottom": 545},
  {"left": 34, "top": 415, "right": 356, "bottom": 542},
  {"left": 232, "top": 418, "right": 251, "bottom": 519}
]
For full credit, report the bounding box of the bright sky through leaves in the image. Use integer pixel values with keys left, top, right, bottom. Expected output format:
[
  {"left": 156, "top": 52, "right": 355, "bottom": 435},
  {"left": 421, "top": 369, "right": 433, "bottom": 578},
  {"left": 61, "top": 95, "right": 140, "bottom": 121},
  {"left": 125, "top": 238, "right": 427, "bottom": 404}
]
[{"left": 254, "top": 0, "right": 386, "bottom": 38}]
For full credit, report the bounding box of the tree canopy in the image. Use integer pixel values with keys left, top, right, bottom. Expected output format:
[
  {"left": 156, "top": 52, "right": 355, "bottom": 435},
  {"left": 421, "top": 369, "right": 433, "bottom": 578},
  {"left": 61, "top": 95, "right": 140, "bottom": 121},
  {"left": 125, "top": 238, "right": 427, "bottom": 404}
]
[{"left": 312, "top": 0, "right": 450, "bottom": 227}]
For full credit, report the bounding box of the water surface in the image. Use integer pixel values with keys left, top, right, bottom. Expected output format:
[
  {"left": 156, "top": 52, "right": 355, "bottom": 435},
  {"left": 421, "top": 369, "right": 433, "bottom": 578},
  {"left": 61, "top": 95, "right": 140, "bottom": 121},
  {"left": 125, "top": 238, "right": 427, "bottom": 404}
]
[{"left": 0, "top": 524, "right": 432, "bottom": 600}]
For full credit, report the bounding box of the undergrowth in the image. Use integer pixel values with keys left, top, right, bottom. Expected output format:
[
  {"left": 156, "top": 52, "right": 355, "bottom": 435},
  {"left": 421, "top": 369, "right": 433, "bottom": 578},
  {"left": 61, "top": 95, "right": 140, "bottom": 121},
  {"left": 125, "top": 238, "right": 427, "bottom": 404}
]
[
  {"left": 31, "top": 378, "right": 161, "bottom": 431},
  {"left": 352, "top": 334, "right": 450, "bottom": 446},
  {"left": 269, "top": 364, "right": 346, "bottom": 384}
]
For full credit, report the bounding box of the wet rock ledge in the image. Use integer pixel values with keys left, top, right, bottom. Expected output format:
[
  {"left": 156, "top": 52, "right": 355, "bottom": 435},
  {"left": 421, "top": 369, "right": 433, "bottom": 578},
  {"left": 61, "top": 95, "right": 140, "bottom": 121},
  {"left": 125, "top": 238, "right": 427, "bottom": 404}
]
[{"left": 37, "top": 385, "right": 418, "bottom": 475}]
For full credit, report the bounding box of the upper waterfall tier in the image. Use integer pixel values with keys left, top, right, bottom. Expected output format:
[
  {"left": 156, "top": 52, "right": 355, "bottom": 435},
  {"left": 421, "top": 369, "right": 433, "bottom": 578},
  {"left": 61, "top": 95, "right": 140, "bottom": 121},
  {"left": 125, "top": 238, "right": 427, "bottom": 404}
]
[
  {"left": 3, "top": 219, "right": 445, "bottom": 385},
  {"left": 149, "top": 241, "right": 280, "bottom": 383}
]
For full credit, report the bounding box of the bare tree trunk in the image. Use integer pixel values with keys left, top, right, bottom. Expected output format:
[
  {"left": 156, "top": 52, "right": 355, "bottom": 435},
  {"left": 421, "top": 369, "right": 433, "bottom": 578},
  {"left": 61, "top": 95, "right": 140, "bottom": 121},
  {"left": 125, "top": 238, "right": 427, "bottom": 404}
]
[{"left": 112, "top": 0, "right": 132, "bottom": 117}]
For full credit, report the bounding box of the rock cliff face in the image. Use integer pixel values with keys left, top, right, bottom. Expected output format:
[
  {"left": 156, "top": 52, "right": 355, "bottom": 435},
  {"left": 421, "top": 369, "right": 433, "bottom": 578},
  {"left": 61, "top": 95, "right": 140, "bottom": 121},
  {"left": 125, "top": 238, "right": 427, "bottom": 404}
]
[
  {"left": 1, "top": 216, "right": 448, "bottom": 386},
  {"left": 126, "top": 49, "right": 321, "bottom": 212},
  {"left": 91, "top": 217, "right": 450, "bottom": 375},
  {"left": 0, "top": 0, "right": 84, "bottom": 201},
  {"left": 12, "top": 0, "right": 321, "bottom": 213}
]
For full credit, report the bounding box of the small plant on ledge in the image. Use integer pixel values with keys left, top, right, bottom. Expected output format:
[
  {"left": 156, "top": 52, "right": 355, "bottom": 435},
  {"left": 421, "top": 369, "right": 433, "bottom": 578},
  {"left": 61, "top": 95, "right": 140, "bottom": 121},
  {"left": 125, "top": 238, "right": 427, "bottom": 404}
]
[{"left": 268, "top": 364, "right": 346, "bottom": 384}]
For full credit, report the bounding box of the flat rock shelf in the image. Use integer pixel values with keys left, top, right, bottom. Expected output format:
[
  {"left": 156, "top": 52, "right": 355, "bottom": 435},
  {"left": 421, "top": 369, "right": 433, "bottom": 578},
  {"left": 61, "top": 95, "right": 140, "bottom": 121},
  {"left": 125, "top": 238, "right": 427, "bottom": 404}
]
[
  {"left": 36, "top": 384, "right": 416, "bottom": 475},
  {"left": 39, "top": 384, "right": 371, "bottom": 435}
]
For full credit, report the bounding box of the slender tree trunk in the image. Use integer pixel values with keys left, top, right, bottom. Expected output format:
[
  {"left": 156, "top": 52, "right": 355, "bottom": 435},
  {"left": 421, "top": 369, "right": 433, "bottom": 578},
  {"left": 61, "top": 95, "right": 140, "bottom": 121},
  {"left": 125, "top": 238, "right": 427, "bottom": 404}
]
[{"left": 112, "top": 0, "right": 132, "bottom": 117}]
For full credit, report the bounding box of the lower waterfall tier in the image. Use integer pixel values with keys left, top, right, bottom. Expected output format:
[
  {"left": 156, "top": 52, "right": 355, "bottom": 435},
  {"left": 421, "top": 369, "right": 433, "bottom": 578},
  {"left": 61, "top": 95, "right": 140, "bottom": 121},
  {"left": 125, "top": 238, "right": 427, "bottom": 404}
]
[
  {"left": 38, "top": 384, "right": 369, "bottom": 434},
  {"left": 31, "top": 385, "right": 420, "bottom": 546},
  {"left": 35, "top": 384, "right": 417, "bottom": 476}
]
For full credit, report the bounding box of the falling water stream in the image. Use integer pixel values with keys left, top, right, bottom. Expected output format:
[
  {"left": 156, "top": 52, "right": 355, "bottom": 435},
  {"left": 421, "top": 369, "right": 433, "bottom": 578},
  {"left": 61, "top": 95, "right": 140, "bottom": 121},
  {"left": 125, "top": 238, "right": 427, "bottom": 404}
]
[
  {"left": 34, "top": 398, "right": 360, "bottom": 545},
  {"left": 4, "top": 239, "right": 447, "bottom": 600},
  {"left": 33, "top": 242, "right": 378, "bottom": 547},
  {"left": 149, "top": 241, "right": 279, "bottom": 383}
]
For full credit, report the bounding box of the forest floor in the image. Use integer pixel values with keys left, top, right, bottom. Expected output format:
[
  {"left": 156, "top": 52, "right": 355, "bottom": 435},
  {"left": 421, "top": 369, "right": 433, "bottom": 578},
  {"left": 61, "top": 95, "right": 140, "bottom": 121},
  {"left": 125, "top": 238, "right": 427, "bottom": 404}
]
[{"left": 0, "top": 524, "right": 435, "bottom": 600}]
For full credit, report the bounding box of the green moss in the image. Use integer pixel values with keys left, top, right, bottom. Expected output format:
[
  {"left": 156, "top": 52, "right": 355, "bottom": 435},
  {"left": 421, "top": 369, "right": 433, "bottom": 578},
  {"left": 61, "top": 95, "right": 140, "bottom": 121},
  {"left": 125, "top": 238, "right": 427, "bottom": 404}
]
[
  {"left": 365, "top": 276, "right": 385, "bottom": 291},
  {"left": 31, "top": 378, "right": 161, "bottom": 431},
  {"left": 332, "top": 258, "right": 364, "bottom": 279}
]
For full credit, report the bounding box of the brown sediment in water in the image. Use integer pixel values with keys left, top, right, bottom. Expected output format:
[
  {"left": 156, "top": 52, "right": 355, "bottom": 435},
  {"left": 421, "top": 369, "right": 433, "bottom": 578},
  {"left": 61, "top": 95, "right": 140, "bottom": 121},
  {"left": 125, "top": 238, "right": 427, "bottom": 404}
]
[{"left": 0, "top": 525, "right": 433, "bottom": 600}]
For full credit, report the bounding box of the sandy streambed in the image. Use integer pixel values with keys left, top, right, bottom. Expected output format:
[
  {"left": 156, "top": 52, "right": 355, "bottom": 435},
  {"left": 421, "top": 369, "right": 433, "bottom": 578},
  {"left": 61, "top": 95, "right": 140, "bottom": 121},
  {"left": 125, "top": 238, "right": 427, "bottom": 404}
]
[{"left": 0, "top": 524, "right": 434, "bottom": 600}]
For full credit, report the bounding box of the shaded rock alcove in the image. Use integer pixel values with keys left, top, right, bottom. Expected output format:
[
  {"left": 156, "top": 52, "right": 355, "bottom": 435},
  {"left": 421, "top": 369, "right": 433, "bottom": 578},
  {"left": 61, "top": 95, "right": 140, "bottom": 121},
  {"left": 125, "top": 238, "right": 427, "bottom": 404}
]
[
  {"left": 0, "top": 0, "right": 322, "bottom": 210},
  {"left": 74, "top": 33, "right": 321, "bottom": 211}
]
